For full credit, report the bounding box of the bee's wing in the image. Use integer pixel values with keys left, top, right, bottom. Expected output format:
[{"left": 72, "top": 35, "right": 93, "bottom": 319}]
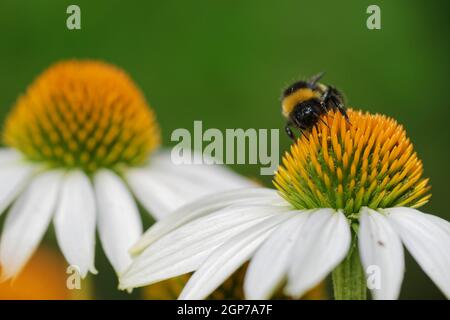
[{"left": 309, "top": 71, "right": 326, "bottom": 85}]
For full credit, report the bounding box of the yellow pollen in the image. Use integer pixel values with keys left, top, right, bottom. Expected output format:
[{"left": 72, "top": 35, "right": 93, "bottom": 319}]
[
  {"left": 274, "top": 109, "right": 431, "bottom": 214},
  {"left": 2, "top": 60, "right": 160, "bottom": 173}
]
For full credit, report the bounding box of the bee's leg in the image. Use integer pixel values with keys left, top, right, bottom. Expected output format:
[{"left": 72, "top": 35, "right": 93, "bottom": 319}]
[
  {"left": 318, "top": 116, "right": 330, "bottom": 129},
  {"left": 320, "top": 89, "right": 331, "bottom": 113},
  {"left": 328, "top": 87, "right": 350, "bottom": 125},
  {"left": 332, "top": 97, "right": 350, "bottom": 125},
  {"left": 285, "top": 123, "right": 296, "bottom": 141},
  {"left": 311, "top": 110, "right": 330, "bottom": 130}
]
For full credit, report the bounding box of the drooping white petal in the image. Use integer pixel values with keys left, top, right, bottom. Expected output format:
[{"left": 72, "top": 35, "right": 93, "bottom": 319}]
[
  {"left": 358, "top": 207, "right": 405, "bottom": 300},
  {"left": 0, "top": 149, "right": 22, "bottom": 165},
  {"left": 94, "top": 170, "right": 143, "bottom": 275},
  {"left": 0, "top": 171, "right": 62, "bottom": 280},
  {"left": 244, "top": 212, "right": 310, "bottom": 299},
  {"left": 54, "top": 170, "right": 97, "bottom": 277},
  {"left": 130, "top": 188, "right": 286, "bottom": 255},
  {"left": 120, "top": 204, "right": 290, "bottom": 289},
  {"left": 141, "top": 165, "right": 222, "bottom": 202},
  {"left": 150, "top": 150, "right": 254, "bottom": 190},
  {"left": 286, "top": 209, "right": 351, "bottom": 298},
  {"left": 0, "top": 163, "right": 35, "bottom": 215},
  {"left": 387, "top": 207, "right": 450, "bottom": 298},
  {"left": 126, "top": 168, "right": 186, "bottom": 220},
  {"left": 127, "top": 151, "right": 255, "bottom": 220},
  {"left": 179, "top": 212, "right": 296, "bottom": 300}
]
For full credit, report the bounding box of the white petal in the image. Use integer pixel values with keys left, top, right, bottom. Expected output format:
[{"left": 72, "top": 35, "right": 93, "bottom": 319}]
[
  {"left": 150, "top": 150, "right": 254, "bottom": 190},
  {"left": 0, "top": 149, "right": 22, "bottom": 165},
  {"left": 94, "top": 170, "right": 143, "bottom": 275},
  {"left": 142, "top": 165, "right": 224, "bottom": 202},
  {"left": 126, "top": 168, "right": 186, "bottom": 220},
  {"left": 130, "top": 188, "right": 286, "bottom": 255},
  {"left": 286, "top": 209, "right": 351, "bottom": 298},
  {"left": 127, "top": 151, "right": 255, "bottom": 220},
  {"left": 120, "top": 204, "right": 290, "bottom": 289},
  {"left": 387, "top": 207, "right": 450, "bottom": 298},
  {"left": 0, "top": 171, "right": 62, "bottom": 280},
  {"left": 0, "top": 163, "right": 34, "bottom": 215},
  {"left": 54, "top": 170, "right": 97, "bottom": 277},
  {"left": 244, "top": 212, "right": 310, "bottom": 299},
  {"left": 358, "top": 207, "right": 404, "bottom": 300},
  {"left": 179, "top": 212, "right": 295, "bottom": 300}
]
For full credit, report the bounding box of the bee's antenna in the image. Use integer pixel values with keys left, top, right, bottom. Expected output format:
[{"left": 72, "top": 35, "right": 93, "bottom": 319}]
[{"left": 309, "top": 71, "right": 326, "bottom": 85}]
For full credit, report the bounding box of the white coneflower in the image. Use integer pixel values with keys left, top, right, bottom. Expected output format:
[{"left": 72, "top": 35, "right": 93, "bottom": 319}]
[
  {"left": 120, "top": 109, "right": 449, "bottom": 300},
  {"left": 0, "top": 60, "right": 251, "bottom": 280}
]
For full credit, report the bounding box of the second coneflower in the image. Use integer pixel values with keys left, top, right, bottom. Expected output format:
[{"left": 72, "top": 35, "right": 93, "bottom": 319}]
[
  {"left": 120, "top": 109, "right": 449, "bottom": 300},
  {"left": 0, "top": 60, "right": 252, "bottom": 280}
]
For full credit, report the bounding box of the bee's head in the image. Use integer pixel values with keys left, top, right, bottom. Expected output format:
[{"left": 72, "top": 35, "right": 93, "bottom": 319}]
[
  {"left": 281, "top": 82, "right": 317, "bottom": 118},
  {"left": 291, "top": 99, "right": 321, "bottom": 130}
]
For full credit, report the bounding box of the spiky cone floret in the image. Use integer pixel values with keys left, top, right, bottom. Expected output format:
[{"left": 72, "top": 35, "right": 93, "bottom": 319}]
[
  {"left": 119, "top": 109, "right": 449, "bottom": 301},
  {"left": 3, "top": 60, "right": 160, "bottom": 174},
  {"left": 0, "top": 60, "right": 252, "bottom": 281},
  {"left": 274, "top": 109, "right": 431, "bottom": 217}
]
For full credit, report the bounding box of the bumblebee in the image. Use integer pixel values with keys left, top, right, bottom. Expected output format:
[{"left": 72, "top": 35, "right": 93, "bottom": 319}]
[{"left": 281, "top": 72, "right": 349, "bottom": 140}]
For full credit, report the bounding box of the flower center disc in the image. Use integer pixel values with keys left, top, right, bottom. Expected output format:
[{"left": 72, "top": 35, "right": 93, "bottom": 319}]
[
  {"left": 274, "top": 109, "right": 431, "bottom": 215},
  {"left": 3, "top": 60, "right": 160, "bottom": 173}
]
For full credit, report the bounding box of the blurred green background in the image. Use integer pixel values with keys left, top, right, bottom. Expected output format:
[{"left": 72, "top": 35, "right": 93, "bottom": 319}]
[{"left": 0, "top": 0, "right": 449, "bottom": 299}]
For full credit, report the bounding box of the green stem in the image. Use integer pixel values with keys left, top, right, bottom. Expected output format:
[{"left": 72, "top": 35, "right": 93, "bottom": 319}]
[{"left": 332, "top": 244, "right": 367, "bottom": 300}]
